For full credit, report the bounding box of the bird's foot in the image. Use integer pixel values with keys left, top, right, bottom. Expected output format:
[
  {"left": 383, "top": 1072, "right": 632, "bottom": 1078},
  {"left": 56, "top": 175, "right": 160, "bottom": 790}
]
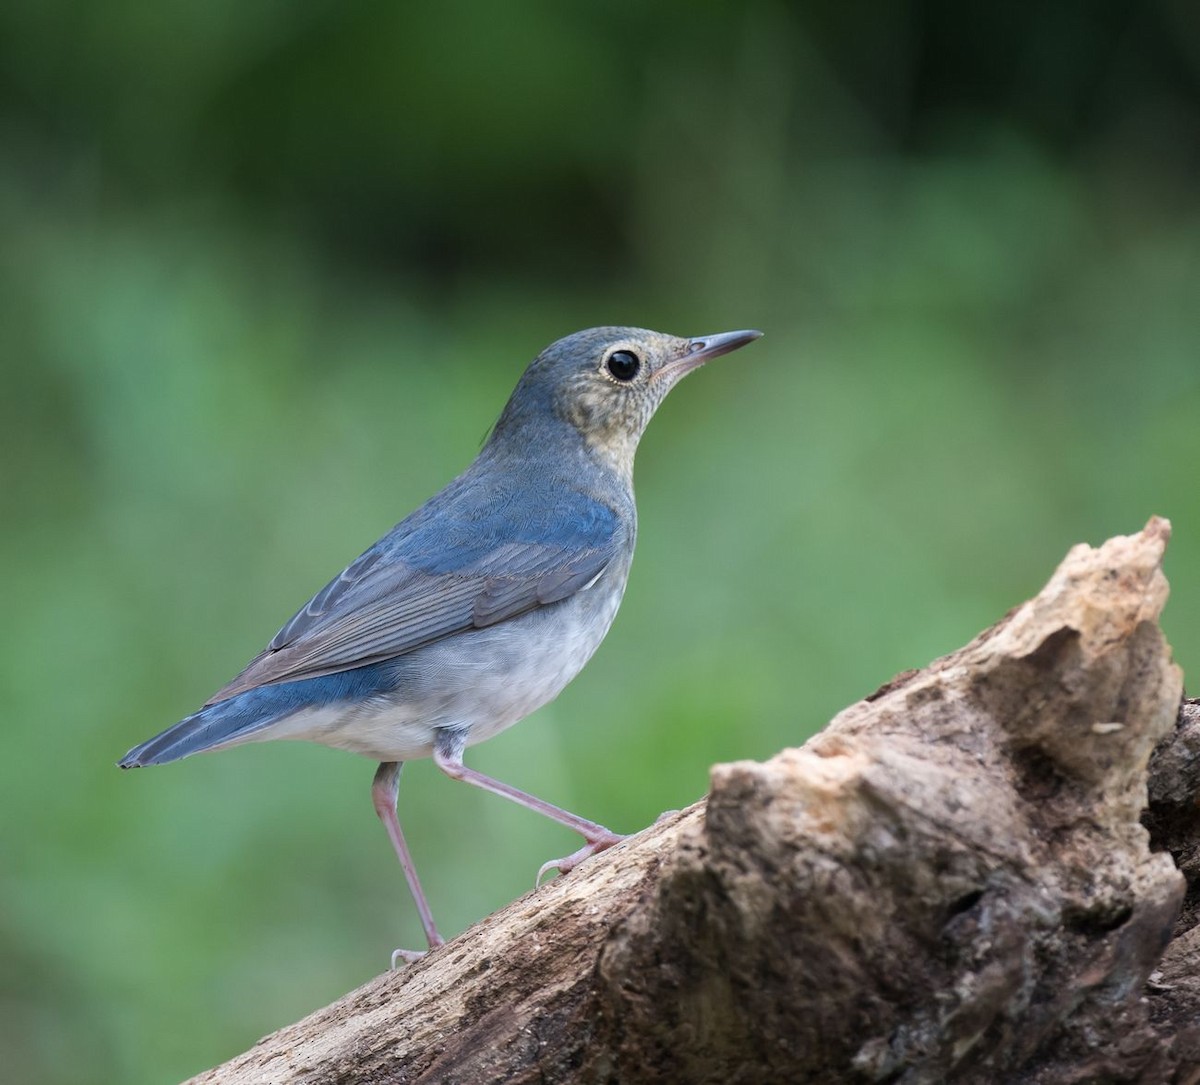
[
  {"left": 390, "top": 934, "right": 445, "bottom": 970},
  {"left": 535, "top": 830, "right": 629, "bottom": 887},
  {"left": 390, "top": 947, "right": 426, "bottom": 969}
]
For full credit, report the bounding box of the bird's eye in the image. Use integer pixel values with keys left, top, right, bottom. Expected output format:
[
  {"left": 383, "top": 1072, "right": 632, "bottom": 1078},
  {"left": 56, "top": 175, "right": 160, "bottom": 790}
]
[{"left": 606, "top": 350, "right": 641, "bottom": 382}]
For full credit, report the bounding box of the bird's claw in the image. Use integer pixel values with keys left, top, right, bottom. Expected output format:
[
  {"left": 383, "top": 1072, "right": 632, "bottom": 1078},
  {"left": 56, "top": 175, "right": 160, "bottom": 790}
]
[
  {"left": 390, "top": 946, "right": 428, "bottom": 969},
  {"left": 391, "top": 934, "right": 445, "bottom": 970},
  {"left": 535, "top": 830, "right": 629, "bottom": 887}
]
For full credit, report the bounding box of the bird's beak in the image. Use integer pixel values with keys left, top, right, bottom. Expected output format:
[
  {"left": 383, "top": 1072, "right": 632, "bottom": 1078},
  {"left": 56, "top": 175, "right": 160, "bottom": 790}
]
[{"left": 655, "top": 329, "right": 763, "bottom": 383}]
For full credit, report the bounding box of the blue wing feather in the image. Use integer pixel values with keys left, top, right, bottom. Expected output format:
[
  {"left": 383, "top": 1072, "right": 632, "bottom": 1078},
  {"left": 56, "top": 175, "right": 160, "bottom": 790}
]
[{"left": 206, "top": 475, "right": 621, "bottom": 704}]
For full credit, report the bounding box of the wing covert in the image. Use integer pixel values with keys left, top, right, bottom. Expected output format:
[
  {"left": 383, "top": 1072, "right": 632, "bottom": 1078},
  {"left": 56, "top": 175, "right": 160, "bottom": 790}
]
[{"left": 206, "top": 493, "right": 621, "bottom": 704}]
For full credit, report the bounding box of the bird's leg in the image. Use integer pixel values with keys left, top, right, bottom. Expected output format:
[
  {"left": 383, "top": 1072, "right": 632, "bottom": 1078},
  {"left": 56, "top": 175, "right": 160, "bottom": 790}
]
[
  {"left": 371, "top": 761, "right": 445, "bottom": 967},
  {"left": 431, "top": 738, "right": 628, "bottom": 885}
]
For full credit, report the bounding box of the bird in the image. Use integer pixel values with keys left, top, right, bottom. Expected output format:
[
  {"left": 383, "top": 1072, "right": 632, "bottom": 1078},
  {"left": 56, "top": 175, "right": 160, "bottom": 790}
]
[{"left": 119, "top": 325, "right": 762, "bottom": 962}]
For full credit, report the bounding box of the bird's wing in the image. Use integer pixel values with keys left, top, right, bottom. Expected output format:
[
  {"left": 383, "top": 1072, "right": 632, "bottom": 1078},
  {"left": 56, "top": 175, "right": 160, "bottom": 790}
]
[{"left": 206, "top": 491, "right": 621, "bottom": 704}]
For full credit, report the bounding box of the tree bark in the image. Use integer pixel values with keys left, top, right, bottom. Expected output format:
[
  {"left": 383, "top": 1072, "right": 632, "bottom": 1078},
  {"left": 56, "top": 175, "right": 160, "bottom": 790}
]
[{"left": 187, "top": 517, "right": 1200, "bottom": 1085}]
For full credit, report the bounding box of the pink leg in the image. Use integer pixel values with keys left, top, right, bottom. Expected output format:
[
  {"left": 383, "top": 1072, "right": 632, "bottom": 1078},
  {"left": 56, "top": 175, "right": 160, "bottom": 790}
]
[
  {"left": 431, "top": 745, "right": 628, "bottom": 883},
  {"left": 372, "top": 761, "right": 445, "bottom": 966}
]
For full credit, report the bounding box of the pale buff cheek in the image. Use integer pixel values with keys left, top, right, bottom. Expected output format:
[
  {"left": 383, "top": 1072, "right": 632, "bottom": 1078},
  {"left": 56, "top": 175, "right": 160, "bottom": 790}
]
[{"left": 566, "top": 384, "right": 657, "bottom": 478}]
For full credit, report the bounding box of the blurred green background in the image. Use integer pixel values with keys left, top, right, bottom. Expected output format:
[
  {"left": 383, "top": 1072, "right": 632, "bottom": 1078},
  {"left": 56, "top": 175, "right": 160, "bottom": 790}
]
[{"left": 3, "top": 1, "right": 1198, "bottom": 1081}]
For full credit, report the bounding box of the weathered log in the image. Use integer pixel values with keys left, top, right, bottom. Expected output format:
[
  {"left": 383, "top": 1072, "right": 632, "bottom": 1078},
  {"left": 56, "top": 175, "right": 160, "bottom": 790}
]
[{"left": 187, "top": 517, "right": 1200, "bottom": 1084}]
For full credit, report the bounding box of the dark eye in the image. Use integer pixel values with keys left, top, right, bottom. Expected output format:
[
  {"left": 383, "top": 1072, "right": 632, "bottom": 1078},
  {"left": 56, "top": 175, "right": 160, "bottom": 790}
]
[{"left": 606, "top": 350, "right": 641, "bottom": 382}]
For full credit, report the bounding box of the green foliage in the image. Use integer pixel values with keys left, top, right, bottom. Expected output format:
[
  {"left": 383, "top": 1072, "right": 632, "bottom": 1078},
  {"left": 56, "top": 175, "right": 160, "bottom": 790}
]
[{"left": 3, "top": 3, "right": 1199, "bottom": 1082}]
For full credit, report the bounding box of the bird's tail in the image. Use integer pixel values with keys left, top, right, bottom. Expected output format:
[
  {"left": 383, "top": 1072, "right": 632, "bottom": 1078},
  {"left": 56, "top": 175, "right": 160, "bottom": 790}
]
[{"left": 118, "top": 690, "right": 286, "bottom": 768}]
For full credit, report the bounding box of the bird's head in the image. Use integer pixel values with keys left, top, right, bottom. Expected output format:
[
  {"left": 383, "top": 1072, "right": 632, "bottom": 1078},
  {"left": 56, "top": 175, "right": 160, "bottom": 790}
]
[{"left": 491, "top": 326, "right": 762, "bottom": 475}]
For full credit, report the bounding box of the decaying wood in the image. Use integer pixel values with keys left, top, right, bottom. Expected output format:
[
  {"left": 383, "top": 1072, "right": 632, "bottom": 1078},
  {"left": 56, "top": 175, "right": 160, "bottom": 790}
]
[{"left": 188, "top": 517, "right": 1200, "bottom": 1084}]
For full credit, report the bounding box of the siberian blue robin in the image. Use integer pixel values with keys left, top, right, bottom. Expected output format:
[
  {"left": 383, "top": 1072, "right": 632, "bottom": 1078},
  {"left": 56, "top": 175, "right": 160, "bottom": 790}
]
[{"left": 120, "top": 326, "right": 762, "bottom": 961}]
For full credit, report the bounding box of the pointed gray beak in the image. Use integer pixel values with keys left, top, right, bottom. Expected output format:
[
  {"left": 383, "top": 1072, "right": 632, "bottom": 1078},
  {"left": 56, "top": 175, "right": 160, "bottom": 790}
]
[
  {"left": 655, "top": 329, "right": 763, "bottom": 383},
  {"left": 687, "top": 329, "right": 763, "bottom": 362}
]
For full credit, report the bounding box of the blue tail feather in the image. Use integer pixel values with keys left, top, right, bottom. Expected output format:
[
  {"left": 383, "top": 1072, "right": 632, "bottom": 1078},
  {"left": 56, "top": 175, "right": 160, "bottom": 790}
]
[
  {"left": 118, "top": 664, "right": 399, "bottom": 768},
  {"left": 118, "top": 691, "right": 286, "bottom": 767}
]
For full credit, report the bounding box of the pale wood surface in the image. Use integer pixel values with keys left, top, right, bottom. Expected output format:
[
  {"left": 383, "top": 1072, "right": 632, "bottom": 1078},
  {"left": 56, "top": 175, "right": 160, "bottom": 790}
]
[{"left": 187, "top": 518, "right": 1200, "bottom": 1084}]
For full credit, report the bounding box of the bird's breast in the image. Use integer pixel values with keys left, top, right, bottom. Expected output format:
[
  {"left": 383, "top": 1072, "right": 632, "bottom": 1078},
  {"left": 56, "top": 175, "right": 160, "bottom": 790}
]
[
  {"left": 273, "top": 553, "right": 633, "bottom": 762},
  {"left": 444, "top": 555, "right": 632, "bottom": 748}
]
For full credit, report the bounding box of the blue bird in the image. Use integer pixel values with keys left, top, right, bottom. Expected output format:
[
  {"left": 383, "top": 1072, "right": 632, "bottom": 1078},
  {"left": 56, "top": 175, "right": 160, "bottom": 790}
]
[{"left": 120, "top": 325, "right": 761, "bottom": 961}]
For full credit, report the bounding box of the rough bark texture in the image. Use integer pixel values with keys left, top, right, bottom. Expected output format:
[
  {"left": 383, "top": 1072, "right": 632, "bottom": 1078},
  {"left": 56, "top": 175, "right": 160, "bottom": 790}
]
[{"left": 188, "top": 517, "right": 1200, "bottom": 1085}]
